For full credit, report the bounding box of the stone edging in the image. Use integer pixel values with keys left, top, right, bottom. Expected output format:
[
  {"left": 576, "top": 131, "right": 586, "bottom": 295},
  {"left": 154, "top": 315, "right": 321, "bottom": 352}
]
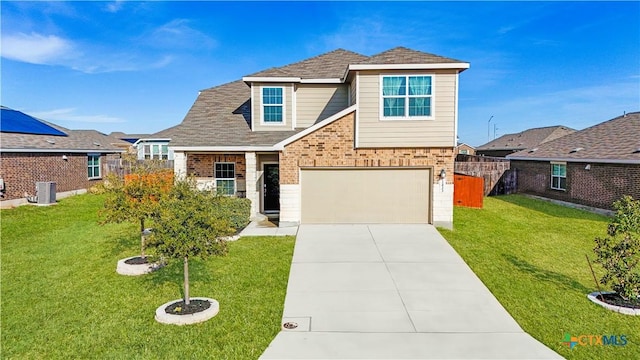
[
  {"left": 155, "top": 297, "right": 220, "bottom": 325},
  {"left": 116, "top": 256, "right": 164, "bottom": 276},
  {"left": 587, "top": 292, "right": 640, "bottom": 316}
]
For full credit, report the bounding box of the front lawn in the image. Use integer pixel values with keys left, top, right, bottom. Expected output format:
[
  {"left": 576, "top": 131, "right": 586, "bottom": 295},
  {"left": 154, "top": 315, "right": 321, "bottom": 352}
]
[
  {"left": 439, "top": 195, "right": 639, "bottom": 360},
  {"left": 1, "top": 194, "right": 295, "bottom": 359}
]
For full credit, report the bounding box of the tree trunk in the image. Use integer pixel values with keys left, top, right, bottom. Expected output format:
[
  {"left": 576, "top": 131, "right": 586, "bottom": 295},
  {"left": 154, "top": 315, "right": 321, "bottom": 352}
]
[
  {"left": 140, "top": 218, "right": 145, "bottom": 258},
  {"left": 184, "top": 255, "right": 190, "bottom": 305}
]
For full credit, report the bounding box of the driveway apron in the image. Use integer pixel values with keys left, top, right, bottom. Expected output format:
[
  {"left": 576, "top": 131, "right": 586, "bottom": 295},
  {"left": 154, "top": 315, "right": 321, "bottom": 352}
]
[{"left": 260, "top": 224, "right": 562, "bottom": 359}]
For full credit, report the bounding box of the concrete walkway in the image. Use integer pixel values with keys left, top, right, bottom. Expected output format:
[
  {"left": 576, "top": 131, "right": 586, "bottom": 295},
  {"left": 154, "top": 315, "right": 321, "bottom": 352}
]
[
  {"left": 260, "top": 224, "right": 561, "bottom": 359},
  {"left": 239, "top": 219, "right": 298, "bottom": 237}
]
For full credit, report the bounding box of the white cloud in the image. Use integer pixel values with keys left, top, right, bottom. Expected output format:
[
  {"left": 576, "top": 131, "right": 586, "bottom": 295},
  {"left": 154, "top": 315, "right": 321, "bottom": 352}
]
[
  {"left": 104, "top": 1, "right": 124, "bottom": 13},
  {"left": 146, "top": 19, "right": 217, "bottom": 50},
  {"left": 30, "top": 108, "right": 125, "bottom": 125},
  {"left": 1, "top": 32, "right": 76, "bottom": 64}
]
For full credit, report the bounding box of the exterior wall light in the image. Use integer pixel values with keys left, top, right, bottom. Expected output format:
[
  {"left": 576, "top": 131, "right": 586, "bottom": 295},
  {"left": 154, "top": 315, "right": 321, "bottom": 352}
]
[
  {"left": 62, "top": 155, "right": 69, "bottom": 161},
  {"left": 440, "top": 168, "right": 446, "bottom": 179}
]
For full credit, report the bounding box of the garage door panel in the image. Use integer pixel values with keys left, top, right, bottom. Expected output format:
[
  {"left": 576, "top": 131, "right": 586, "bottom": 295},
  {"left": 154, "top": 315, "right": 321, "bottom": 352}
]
[{"left": 301, "top": 168, "right": 430, "bottom": 224}]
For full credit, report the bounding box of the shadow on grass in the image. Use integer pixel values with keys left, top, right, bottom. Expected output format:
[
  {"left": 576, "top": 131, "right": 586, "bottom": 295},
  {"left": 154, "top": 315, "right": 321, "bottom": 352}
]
[
  {"left": 143, "top": 258, "right": 211, "bottom": 300},
  {"left": 503, "top": 254, "right": 592, "bottom": 293},
  {"left": 491, "top": 194, "right": 610, "bottom": 221}
]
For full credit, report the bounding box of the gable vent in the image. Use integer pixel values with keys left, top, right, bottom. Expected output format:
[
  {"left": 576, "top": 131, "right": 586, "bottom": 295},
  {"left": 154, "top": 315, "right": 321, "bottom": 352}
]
[{"left": 569, "top": 147, "right": 584, "bottom": 153}]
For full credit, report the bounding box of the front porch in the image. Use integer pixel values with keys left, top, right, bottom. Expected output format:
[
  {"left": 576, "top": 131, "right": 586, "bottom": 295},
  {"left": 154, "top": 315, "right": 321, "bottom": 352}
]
[{"left": 174, "top": 151, "right": 282, "bottom": 222}]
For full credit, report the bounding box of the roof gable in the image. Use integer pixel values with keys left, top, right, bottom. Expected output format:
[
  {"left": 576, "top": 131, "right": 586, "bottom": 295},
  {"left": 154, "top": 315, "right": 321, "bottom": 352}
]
[
  {"left": 358, "top": 46, "right": 466, "bottom": 65},
  {"left": 246, "top": 49, "right": 367, "bottom": 79}
]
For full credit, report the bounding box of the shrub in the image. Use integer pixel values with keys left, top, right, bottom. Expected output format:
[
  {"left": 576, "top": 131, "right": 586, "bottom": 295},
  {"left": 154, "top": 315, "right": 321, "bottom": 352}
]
[
  {"left": 593, "top": 195, "right": 640, "bottom": 301},
  {"left": 213, "top": 196, "right": 251, "bottom": 231}
]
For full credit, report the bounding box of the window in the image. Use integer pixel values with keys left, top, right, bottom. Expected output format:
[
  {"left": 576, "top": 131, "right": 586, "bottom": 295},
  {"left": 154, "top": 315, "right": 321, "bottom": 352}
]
[
  {"left": 141, "top": 143, "right": 169, "bottom": 160},
  {"left": 88, "top": 154, "right": 101, "bottom": 179},
  {"left": 381, "top": 75, "right": 433, "bottom": 119},
  {"left": 215, "top": 162, "right": 235, "bottom": 196},
  {"left": 460, "top": 149, "right": 469, "bottom": 155},
  {"left": 551, "top": 163, "right": 566, "bottom": 190},
  {"left": 262, "top": 87, "right": 284, "bottom": 123}
]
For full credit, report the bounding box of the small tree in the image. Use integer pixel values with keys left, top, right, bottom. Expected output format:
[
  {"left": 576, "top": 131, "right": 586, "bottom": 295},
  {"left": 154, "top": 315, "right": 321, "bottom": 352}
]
[
  {"left": 100, "top": 163, "right": 173, "bottom": 259},
  {"left": 593, "top": 195, "right": 640, "bottom": 301},
  {"left": 148, "top": 178, "right": 234, "bottom": 305}
]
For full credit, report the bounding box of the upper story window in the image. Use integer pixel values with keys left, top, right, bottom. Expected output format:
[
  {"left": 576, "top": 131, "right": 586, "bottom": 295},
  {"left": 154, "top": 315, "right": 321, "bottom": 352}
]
[
  {"left": 262, "top": 87, "right": 284, "bottom": 124},
  {"left": 381, "top": 75, "right": 433, "bottom": 120},
  {"left": 551, "top": 163, "right": 566, "bottom": 190},
  {"left": 88, "top": 154, "right": 101, "bottom": 179},
  {"left": 142, "top": 143, "right": 169, "bottom": 160}
]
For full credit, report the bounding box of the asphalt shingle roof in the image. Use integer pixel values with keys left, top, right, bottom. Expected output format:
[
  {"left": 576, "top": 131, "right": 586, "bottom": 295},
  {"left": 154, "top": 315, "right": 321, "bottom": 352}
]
[
  {"left": 477, "top": 126, "right": 576, "bottom": 151},
  {"left": 357, "top": 46, "right": 467, "bottom": 65},
  {"left": 169, "top": 80, "right": 302, "bottom": 147},
  {"left": 246, "top": 49, "right": 368, "bottom": 79},
  {"left": 508, "top": 112, "right": 640, "bottom": 163}
]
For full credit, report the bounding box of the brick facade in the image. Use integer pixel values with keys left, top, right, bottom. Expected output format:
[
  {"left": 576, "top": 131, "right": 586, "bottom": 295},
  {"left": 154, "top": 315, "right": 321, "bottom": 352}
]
[
  {"left": 186, "top": 154, "right": 246, "bottom": 180},
  {"left": 0, "top": 152, "right": 111, "bottom": 201},
  {"left": 511, "top": 160, "right": 640, "bottom": 210},
  {"left": 280, "top": 112, "right": 455, "bottom": 184}
]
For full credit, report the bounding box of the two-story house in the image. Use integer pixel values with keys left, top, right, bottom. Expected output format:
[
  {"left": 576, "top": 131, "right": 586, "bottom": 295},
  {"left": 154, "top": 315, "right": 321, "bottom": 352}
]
[{"left": 168, "top": 47, "right": 469, "bottom": 228}]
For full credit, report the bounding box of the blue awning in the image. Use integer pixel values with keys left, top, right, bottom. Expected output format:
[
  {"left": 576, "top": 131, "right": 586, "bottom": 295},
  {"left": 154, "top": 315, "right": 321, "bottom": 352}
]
[{"left": 1, "top": 106, "right": 67, "bottom": 136}]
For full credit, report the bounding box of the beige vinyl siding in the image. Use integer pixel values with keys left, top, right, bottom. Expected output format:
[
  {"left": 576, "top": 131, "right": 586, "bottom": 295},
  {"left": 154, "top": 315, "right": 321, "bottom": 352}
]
[
  {"left": 349, "top": 74, "right": 357, "bottom": 105},
  {"left": 295, "top": 84, "right": 348, "bottom": 128},
  {"left": 251, "top": 83, "right": 294, "bottom": 131},
  {"left": 357, "top": 70, "right": 458, "bottom": 148}
]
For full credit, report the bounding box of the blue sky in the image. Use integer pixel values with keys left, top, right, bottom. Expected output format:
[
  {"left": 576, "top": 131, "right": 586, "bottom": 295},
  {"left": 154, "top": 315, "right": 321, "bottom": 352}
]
[{"left": 2, "top": 1, "right": 639, "bottom": 146}]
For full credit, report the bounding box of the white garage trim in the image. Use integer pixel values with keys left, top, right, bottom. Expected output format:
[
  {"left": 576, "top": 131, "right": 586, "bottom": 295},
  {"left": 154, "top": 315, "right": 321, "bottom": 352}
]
[{"left": 300, "top": 167, "right": 432, "bottom": 224}]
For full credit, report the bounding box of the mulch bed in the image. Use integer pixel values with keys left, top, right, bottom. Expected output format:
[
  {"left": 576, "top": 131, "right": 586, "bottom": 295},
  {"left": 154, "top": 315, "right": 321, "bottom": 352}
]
[
  {"left": 595, "top": 292, "right": 640, "bottom": 309},
  {"left": 165, "top": 299, "right": 211, "bottom": 315},
  {"left": 124, "top": 256, "right": 151, "bottom": 265}
]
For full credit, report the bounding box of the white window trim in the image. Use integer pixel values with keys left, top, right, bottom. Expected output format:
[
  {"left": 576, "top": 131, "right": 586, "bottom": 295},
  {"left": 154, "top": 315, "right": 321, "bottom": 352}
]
[
  {"left": 214, "top": 162, "right": 236, "bottom": 196},
  {"left": 88, "top": 154, "right": 101, "bottom": 180},
  {"left": 550, "top": 161, "right": 567, "bottom": 191},
  {"left": 260, "top": 85, "right": 287, "bottom": 126},
  {"left": 379, "top": 74, "right": 435, "bottom": 121}
]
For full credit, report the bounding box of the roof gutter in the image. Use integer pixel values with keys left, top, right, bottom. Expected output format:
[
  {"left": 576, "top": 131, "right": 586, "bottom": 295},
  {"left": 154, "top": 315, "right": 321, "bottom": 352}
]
[
  {"left": 343, "top": 62, "right": 470, "bottom": 79},
  {"left": 171, "top": 146, "right": 278, "bottom": 152},
  {"left": 507, "top": 156, "right": 640, "bottom": 164},
  {"left": 1, "top": 148, "right": 126, "bottom": 153}
]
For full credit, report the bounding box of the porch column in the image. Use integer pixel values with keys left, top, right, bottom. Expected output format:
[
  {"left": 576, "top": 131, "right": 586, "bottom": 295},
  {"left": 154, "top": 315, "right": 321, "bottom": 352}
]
[
  {"left": 173, "top": 152, "right": 187, "bottom": 179},
  {"left": 244, "top": 152, "right": 259, "bottom": 218}
]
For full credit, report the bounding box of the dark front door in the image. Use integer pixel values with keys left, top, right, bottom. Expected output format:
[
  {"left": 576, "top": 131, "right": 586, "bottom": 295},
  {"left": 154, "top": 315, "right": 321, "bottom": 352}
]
[{"left": 263, "top": 164, "right": 280, "bottom": 212}]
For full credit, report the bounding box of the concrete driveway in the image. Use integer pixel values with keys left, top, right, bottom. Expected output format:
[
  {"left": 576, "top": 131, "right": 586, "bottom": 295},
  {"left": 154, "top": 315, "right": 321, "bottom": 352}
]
[{"left": 260, "top": 224, "right": 561, "bottom": 359}]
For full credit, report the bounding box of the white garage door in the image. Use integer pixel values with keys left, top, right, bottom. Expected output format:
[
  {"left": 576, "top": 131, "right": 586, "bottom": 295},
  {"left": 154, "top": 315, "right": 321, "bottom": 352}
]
[{"left": 301, "top": 168, "right": 431, "bottom": 224}]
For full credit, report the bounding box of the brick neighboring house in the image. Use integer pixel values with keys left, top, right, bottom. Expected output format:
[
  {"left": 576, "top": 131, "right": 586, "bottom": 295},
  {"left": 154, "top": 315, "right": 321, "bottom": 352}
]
[
  {"left": 0, "top": 107, "right": 129, "bottom": 207},
  {"left": 476, "top": 125, "right": 576, "bottom": 157},
  {"left": 456, "top": 143, "right": 475, "bottom": 155},
  {"left": 168, "top": 47, "right": 470, "bottom": 228},
  {"left": 507, "top": 112, "right": 640, "bottom": 210}
]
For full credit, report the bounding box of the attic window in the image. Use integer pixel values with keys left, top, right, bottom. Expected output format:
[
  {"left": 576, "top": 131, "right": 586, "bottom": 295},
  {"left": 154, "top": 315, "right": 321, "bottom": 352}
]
[{"left": 569, "top": 147, "right": 583, "bottom": 153}]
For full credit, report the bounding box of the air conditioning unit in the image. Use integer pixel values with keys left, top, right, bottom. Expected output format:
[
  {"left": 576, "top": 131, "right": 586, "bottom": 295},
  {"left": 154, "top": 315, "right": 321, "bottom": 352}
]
[{"left": 36, "top": 182, "right": 56, "bottom": 205}]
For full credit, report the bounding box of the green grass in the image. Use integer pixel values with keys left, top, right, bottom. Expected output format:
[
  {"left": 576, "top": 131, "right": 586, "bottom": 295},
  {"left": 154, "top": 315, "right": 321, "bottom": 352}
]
[
  {"left": 1, "top": 194, "right": 295, "bottom": 359},
  {"left": 439, "top": 195, "right": 640, "bottom": 359}
]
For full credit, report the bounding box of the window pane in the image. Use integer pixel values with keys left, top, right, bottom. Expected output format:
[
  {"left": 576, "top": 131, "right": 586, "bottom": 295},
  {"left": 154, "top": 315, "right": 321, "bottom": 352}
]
[
  {"left": 264, "top": 106, "right": 283, "bottom": 122},
  {"left": 216, "top": 179, "right": 235, "bottom": 196},
  {"left": 263, "top": 87, "right": 283, "bottom": 105},
  {"left": 552, "top": 164, "right": 559, "bottom": 176},
  {"left": 88, "top": 167, "right": 93, "bottom": 178},
  {"left": 215, "top": 163, "right": 235, "bottom": 179},
  {"left": 161, "top": 145, "right": 168, "bottom": 155},
  {"left": 382, "top": 77, "right": 406, "bottom": 96},
  {"left": 409, "top": 97, "right": 431, "bottom": 116},
  {"left": 559, "top": 165, "right": 566, "bottom": 177},
  {"left": 560, "top": 177, "right": 566, "bottom": 190},
  {"left": 409, "top": 76, "right": 431, "bottom": 95},
  {"left": 383, "top": 97, "right": 405, "bottom": 117}
]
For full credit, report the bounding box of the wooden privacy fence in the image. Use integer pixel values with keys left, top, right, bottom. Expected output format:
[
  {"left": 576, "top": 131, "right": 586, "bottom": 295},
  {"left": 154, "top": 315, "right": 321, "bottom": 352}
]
[
  {"left": 454, "top": 174, "right": 484, "bottom": 208},
  {"left": 105, "top": 159, "right": 174, "bottom": 178},
  {"left": 454, "top": 154, "right": 516, "bottom": 196}
]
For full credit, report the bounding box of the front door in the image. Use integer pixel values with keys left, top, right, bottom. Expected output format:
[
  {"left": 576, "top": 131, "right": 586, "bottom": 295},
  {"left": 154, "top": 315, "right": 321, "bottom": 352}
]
[{"left": 263, "top": 164, "right": 280, "bottom": 212}]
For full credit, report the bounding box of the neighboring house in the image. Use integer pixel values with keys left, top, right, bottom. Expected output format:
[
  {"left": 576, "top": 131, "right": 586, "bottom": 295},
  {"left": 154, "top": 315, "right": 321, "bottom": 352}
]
[
  {"left": 476, "top": 125, "right": 576, "bottom": 157},
  {"left": 168, "top": 47, "right": 470, "bottom": 228},
  {"left": 507, "top": 112, "right": 640, "bottom": 210},
  {"left": 109, "top": 132, "right": 150, "bottom": 144},
  {"left": 0, "top": 106, "right": 129, "bottom": 207},
  {"left": 456, "top": 143, "right": 475, "bottom": 155},
  {"left": 133, "top": 125, "right": 180, "bottom": 161}
]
